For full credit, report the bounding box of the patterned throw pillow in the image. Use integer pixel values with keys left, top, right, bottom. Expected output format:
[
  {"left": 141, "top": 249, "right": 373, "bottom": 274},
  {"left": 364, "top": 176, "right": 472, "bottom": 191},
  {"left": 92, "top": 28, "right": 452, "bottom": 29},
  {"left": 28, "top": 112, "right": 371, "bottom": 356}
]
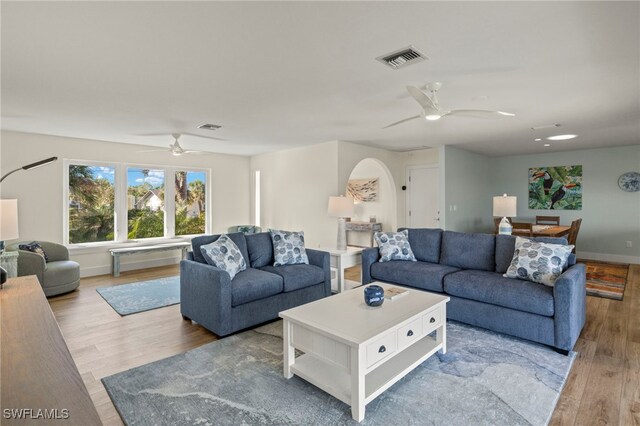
[
  {"left": 374, "top": 230, "right": 417, "bottom": 263},
  {"left": 504, "top": 237, "right": 574, "bottom": 286},
  {"left": 200, "top": 234, "right": 247, "bottom": 280},
  {"left": 269, "top": 230, "right": 309, "bottom": 267},
  {"left": 19, "top": 241, "right": 49, "bottom": 262}
]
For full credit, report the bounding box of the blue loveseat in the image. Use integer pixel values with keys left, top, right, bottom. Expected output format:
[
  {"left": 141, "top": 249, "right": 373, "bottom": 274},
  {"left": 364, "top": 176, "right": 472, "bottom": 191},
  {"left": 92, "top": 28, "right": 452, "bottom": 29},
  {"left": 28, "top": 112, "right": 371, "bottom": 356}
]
[
  {"left": 362, "top": 228, "right": 586, "bottom": 354},
  {"left": 181, "top": 232, "right": 331, "bottom": 336}
]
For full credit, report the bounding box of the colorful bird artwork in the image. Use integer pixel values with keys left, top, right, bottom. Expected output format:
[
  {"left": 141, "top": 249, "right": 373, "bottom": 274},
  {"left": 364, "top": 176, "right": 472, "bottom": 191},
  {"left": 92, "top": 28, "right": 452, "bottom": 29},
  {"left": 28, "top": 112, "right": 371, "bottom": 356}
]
[{"left": 529, "top": 166, "right": 582, "bottom": 210}]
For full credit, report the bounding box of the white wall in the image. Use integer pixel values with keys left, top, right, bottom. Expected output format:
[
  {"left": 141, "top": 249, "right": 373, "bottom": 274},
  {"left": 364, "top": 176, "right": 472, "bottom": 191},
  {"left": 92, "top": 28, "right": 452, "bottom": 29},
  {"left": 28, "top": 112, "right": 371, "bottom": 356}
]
[
  {"left": 489, "top": 145, "right": 640, "bottom": 263},
  {"left": 250, "top": 141, "right": 340, "bottom": 247},
  {"left": 0, "top": 131, "right": 250, "bottom": 275},
  {"left": 442, "top": 145, "right": 493, "bottom": 233}
]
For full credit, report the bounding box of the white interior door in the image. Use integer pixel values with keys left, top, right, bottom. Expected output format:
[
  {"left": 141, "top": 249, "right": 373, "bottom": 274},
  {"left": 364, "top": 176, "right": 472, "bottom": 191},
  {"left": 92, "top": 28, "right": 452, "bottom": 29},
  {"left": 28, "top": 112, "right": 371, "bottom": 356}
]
[{"left": 406, "top": 166, "right": 440, "bottom": 228}]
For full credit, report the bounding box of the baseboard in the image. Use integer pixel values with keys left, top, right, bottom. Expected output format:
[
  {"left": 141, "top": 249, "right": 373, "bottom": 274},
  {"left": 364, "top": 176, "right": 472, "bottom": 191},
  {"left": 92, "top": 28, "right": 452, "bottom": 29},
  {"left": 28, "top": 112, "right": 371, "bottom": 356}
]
[
  {"left": 80, "top": 256, "right": 180, "bottom": 278},
  {"left": 576, "top": 251, "right": 640, "bottom": 265}
]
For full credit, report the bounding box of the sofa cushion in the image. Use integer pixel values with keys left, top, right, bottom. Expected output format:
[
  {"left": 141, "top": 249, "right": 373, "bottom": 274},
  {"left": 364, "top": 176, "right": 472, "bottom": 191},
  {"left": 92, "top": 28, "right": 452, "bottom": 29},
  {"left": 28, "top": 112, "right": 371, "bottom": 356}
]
[
  {"left": 260, "top": 264, "right": 325, "bottom": 292},
  {"left": 43, "top": 260, "right": 80, "bottom": 287},
  {"left": 200, "top": 235, "right": 247, "bottom": 280},
  {"left": 19, "top": 241, "right": 49, "bottom": 262},
  {"left": 399, "top": 228, "right": 442, "bottom": 263},
  {"left": 231, "top": 268, "right": 283, "bottom": 307},
  {"left": 192, "top": 233, "right": 249, "bottom": 265},
  {"left": 270, "top": 230, "right": 309, "bottom": 266},
  {"left": 504, "top": 237, "right": 574, "bottom": 286},
  {"left": 443, "top": 270, "right": 555, "bottom": 317},
  {"left": 374, "top": 230, "right": 416, "bottom": 262},
  {"left": 440, "top": 231, "right": 495, "bottom": 272},
  {"left": 245, "top": 232, "right": 274, "bottom": 268},
  {"left": 495, "top": 235, "right": 573, "bottom": 273},
  {"left": 370, "top": 261, "right": 459, "bottom": 293}
]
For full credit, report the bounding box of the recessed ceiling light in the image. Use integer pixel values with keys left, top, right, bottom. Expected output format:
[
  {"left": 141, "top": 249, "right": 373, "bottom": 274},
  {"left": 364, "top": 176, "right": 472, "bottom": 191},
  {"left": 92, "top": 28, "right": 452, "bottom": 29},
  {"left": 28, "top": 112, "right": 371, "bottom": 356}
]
[
  {"left": 534, "top": 138, "right": 542, "bottom": 141},
  {"left": 544, "top": 143, "right": 551, "bottom": 147},
  {"left": 547, "top": 134, "right": 577, "bottom": 141}
]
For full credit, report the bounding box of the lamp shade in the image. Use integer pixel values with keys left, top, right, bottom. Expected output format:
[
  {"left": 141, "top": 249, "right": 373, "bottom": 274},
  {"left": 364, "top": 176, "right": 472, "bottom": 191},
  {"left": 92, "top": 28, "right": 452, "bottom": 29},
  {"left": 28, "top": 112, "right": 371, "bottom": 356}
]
[
  {"left": 0, "top": 199, "right": 19, "bottom": 240},
  {"left": 327, "top": 196, "right": 354, "bottom": 218},
  {"left": 493, "top": 194, "right": 517, "bottom": 217}
]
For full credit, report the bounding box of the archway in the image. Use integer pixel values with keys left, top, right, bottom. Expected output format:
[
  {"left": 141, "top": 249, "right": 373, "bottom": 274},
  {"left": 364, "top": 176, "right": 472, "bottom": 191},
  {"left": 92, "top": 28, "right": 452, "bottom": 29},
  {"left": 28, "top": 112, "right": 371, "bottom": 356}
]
[{"left": 345, "top": 158, "right": 397, "bottom": 246}]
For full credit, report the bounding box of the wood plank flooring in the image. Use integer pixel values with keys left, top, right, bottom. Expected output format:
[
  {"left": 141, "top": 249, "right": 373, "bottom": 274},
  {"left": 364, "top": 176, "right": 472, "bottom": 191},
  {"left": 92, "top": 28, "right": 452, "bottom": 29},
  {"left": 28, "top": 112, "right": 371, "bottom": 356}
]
[{"left": 46, "top": 263, "right": 639, "bottom": 425}]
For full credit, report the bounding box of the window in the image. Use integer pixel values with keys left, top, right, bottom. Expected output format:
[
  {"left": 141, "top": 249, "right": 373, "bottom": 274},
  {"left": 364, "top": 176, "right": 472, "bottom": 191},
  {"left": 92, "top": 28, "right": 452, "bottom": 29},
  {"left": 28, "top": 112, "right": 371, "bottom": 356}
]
[
  {"left": 254, "top": 170, "right": 261, "bottom": 227},
  {"left": 64, "top": 161, "right": 209, "bottom": 245},
  {"left": 127, "top": 168, "right": 165, "bottom": 239},
  {"left": 68, "top": 164, "right": 116, "bottom": 244}
]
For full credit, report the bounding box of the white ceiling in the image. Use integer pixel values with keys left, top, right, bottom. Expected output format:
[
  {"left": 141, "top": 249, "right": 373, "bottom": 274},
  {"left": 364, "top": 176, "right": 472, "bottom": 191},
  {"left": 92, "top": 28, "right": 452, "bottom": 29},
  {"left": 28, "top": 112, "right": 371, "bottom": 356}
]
[{"left": 2, "top": 1, "right": 639, "bottom": 157}]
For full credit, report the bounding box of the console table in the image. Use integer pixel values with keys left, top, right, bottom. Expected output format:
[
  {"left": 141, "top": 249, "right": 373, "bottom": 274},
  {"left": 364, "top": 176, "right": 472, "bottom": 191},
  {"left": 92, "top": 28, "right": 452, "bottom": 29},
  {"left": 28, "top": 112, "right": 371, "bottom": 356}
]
[
  {"left": 0, "top": 276, "right": 101, "bottom": 425},
  {"left": 345, "top": 222, "right": 382, "bottom": 247}
]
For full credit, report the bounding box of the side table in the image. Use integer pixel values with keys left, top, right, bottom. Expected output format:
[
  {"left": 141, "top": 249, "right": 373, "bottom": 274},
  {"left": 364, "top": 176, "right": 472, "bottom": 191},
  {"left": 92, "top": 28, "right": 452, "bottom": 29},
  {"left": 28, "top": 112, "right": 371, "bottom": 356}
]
[
  {"left": 318, "top": 246, "right": 363, "bottom": 293},
  {"left": 0, "top": 251, "right": 19, "bottom": 278}
]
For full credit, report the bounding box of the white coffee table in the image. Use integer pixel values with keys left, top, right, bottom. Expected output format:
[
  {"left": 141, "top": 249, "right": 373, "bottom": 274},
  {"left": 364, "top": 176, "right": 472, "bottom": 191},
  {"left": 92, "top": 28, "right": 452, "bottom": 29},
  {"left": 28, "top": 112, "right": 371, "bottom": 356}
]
[{"left": 279, "top": 283, "right": 449, "bottom": 422}]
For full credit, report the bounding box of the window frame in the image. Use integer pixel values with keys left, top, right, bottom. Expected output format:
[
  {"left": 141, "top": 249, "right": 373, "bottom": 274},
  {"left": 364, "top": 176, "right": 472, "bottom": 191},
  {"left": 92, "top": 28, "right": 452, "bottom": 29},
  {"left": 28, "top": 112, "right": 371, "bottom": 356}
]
[{"left": 63, "top": 159, "right": 211, "bottom": 248}]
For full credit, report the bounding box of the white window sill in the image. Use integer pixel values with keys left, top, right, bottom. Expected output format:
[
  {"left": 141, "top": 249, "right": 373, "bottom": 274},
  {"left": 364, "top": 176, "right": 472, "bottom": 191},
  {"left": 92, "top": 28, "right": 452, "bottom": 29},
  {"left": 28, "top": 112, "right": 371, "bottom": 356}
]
[{"left": 68, "top": 236, "right": 198, "bottom": 255}]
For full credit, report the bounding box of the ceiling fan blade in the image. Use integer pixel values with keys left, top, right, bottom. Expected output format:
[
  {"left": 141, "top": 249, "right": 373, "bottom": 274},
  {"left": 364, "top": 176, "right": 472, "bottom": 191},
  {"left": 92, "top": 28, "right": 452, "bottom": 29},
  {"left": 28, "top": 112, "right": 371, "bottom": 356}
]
[
  {"left": 137, "top": 149, "right": 169, "bottom": 153},
  {"left": 445, "top": 109, "right": 515, "bottom": 119},
  {"left": 182, "top": 150, "right": 207, "bottom": 154},
  {"left": 406, "top": 86, "right": 437, "bottom": 110},
  {"left": 181, "top": 132, "right": 227, "bottom": 142},
  {"left": 383, "top": 115, "right": 422, "bottom": 129}
]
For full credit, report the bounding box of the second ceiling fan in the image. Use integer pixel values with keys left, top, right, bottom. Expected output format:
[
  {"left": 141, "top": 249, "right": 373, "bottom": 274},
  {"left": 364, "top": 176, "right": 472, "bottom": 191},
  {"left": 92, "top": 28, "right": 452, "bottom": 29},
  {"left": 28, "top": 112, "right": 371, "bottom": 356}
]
[{"left": 384, "top": 82, "right": 515, "bottom": 129}]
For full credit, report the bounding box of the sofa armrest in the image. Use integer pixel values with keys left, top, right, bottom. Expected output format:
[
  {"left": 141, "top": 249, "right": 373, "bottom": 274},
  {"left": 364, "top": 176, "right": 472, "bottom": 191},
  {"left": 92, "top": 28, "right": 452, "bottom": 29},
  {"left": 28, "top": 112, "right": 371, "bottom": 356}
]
[
  {"left": 553, "top": 263, "right": 586, "bottom": 351},
  {"left": 306, "top": 248, "right": 331, "bottom": 297},
  {"left": 186, "top": 251, "right": 194, "bottom": 261},
  {"left": 361, "top": 247, "right": 380, "bottom": 285},
  {"left": 16, "top": 250, "right": 46, "bottom": 283},
  {"left": 39, "top": 242, "right": 69, "bottom": 262},
  {"left": 180, "top": 259, "right": 233, "bottom": 335}
]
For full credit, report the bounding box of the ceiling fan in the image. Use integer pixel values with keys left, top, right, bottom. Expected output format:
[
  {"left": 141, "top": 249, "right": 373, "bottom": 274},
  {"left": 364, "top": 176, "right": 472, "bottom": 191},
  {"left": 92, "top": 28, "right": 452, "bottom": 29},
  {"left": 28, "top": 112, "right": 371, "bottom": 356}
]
[
  {"left": 138, "top": 133, "right": 209, "bottom": 156},
  {"left": 384, "top": 82, "right": 515, "bottom": 129}
]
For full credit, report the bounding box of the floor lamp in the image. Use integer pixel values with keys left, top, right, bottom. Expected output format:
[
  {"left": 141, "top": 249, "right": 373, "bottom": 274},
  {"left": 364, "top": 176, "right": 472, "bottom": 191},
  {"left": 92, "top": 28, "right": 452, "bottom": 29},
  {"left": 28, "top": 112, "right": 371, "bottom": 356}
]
[
  {"left": 0, "top": 156, "right": 58, "bottom": 183},
  {"left": 0, "top": 199, "right": 19, "bottom": 287},
  {"left": 327, "top": 196, "right": 355, "bottom": 251}
]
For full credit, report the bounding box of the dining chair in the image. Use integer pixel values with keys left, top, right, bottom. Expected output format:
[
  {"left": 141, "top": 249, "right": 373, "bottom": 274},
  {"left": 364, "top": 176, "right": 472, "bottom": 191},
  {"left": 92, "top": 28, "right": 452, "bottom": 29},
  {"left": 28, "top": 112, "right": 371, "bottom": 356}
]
[
  {"left": 567, "top": 218, "right": 583, "bottom": 253},
  {"left": 511, "top": 222, "right": 533, "bottom": 237},
  {"left": 535, "top": 215, "right": 560, "bottom": 226}
]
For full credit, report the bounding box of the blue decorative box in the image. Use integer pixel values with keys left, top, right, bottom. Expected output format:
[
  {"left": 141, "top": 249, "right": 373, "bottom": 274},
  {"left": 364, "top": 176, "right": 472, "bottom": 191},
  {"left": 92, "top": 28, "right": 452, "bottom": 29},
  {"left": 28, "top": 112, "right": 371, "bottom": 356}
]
[{"left": 364, "top": 285, "right": 384, "bottom": 307}]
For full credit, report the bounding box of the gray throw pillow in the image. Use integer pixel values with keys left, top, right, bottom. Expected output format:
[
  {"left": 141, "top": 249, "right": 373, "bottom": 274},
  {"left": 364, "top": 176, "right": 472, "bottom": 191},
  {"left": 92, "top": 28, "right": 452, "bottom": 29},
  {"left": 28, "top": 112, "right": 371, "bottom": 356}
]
[
  {"left": 374, "top": 229, "right": 417, "bottom": 262},
  {"left": 200, "top": 234, "right": 247, "bottom": 279},
  {"left": 270, "top": 229, "right": 309, "bottom": 266},
  {"left": 504, "top": 237, "right": 574, "bottom": 286}
]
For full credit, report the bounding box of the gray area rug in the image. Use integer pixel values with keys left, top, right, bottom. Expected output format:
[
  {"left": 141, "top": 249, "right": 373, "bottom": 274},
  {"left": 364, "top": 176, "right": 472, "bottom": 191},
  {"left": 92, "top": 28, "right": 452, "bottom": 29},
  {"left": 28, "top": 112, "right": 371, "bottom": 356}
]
[
  {"left": 102, "top": 320, "right": 574, "bottom": 425},
  {"left": 96, "top": 276, "right": 180, "bottom": 316}
]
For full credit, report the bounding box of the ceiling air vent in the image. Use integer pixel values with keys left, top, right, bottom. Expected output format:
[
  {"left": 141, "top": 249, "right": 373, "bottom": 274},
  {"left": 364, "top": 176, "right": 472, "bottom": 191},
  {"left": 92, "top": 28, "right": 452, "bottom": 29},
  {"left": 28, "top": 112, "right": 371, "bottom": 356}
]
[
  {"left": 376, "top": 46, "right": 428, "bottom": 70},
  {"left": 198, "top": 123, "right": 222, "bottom": 131}
]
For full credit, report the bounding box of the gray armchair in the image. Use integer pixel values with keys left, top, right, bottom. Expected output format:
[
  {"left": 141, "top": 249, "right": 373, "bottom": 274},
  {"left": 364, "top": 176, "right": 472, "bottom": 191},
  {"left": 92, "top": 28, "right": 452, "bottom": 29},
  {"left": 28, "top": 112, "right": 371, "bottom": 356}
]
[{"left": 7, "top": 241, "right": 80, "bottom": 297}]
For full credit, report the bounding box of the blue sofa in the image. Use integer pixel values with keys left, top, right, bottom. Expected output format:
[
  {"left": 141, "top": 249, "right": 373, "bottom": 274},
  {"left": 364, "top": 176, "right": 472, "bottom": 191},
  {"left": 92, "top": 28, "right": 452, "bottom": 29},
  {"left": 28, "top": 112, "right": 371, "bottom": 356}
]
[
  {"left": 362, "top": 228, "right": 586, "bottom": 354},
  {"left": 181, "top": 232, "right": 331, "bottom": 336}
]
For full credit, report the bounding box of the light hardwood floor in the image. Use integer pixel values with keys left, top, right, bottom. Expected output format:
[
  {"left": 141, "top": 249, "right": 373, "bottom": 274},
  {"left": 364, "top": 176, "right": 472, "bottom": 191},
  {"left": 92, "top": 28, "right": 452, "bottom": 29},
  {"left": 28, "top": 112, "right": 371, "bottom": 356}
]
[{"left": 47, "top": 264, "right": 639, "bottom": 425}]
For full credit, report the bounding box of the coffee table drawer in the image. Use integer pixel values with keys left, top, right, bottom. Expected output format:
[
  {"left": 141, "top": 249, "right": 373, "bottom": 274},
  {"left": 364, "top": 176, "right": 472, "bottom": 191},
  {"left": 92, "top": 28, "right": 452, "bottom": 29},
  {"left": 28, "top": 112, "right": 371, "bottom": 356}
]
[
  {"left": 366, "top": 331, "right": 397, "bottom": 368},
  {"left": 397, "top": 317, "right": 423, "bottom": 350},
  {"left": 422, "top": 306, "right": 443, "bottom": 333}
]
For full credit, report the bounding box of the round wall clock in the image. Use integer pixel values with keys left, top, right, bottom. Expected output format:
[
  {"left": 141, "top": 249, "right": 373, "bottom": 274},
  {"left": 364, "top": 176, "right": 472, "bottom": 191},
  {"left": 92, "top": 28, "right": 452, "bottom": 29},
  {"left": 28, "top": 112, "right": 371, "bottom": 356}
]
[{"left": 618, "top": 171, "right": 640, "bottom": 192}]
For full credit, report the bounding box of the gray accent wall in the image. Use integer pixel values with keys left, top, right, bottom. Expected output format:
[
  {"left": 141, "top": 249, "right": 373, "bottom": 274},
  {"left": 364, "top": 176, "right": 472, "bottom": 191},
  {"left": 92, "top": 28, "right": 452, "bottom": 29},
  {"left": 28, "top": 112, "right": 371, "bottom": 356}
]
[{"left": 488, "top": 145, "right": 640, "bottom": 262}]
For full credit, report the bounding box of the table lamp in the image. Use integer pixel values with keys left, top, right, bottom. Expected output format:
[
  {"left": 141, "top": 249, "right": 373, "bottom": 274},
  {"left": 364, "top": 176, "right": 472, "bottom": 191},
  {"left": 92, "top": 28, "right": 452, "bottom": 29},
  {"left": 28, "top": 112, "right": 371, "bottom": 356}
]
[
  {"left": 327, "top": 196, "right": 355, "bottom": 251},
  {"left": 0, "top": 199, "right": 19, "bottom": 287},
  {"left": 493, "top": 194, "right": 517, "bottom": 235}
]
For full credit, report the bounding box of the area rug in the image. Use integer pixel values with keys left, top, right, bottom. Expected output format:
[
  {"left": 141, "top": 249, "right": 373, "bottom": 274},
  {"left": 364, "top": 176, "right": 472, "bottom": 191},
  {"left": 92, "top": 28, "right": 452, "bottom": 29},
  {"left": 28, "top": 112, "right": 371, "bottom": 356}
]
[
  {"left": 583, "top": 260, "right": 629, "bottom": 300},
  {"left": 96, "top": 276, "right": 180, "bottom": 316},
  {"left": 102, "top": 320, "right": 575, "bottom": 425}
]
